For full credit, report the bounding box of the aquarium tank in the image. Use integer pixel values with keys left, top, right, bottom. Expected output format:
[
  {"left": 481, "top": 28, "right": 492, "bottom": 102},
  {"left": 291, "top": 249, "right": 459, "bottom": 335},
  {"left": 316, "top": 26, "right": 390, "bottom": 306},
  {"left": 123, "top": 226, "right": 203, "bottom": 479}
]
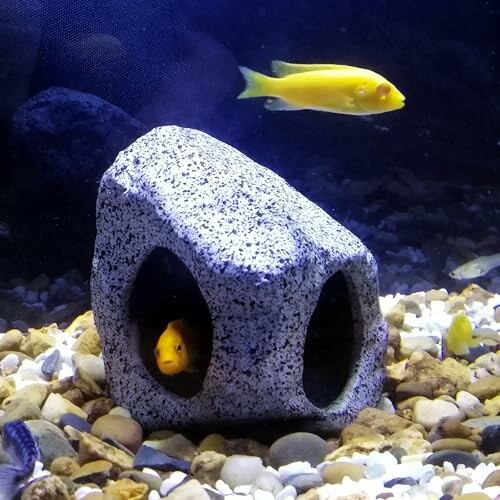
[{"left": 0, "top": 1, "right": 499, "bottom": 499}]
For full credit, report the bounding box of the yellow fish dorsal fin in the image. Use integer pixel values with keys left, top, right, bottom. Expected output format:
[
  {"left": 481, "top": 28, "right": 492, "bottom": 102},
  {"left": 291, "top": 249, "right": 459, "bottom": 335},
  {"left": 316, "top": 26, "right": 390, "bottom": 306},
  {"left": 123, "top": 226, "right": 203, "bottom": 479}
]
[{"left": 271, "top": 60, "right": 360, "bottom": 77}]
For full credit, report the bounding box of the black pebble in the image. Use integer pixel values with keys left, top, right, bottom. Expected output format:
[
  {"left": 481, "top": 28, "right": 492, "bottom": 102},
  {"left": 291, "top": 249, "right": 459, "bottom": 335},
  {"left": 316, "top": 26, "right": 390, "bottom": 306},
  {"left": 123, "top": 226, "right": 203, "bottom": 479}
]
[
  {"left": 424, "top": 450, "right": 480, "bottom": 468},
  {"left": 481, "top": 425, "right": 500, "bottom": 454}
]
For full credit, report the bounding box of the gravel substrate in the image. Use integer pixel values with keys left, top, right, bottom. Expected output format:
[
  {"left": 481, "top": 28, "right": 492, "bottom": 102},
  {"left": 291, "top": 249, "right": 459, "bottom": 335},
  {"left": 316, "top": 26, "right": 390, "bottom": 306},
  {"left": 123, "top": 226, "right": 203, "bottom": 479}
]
[{"left": 0, "top": 283, "right": 498, "bottom": 499}]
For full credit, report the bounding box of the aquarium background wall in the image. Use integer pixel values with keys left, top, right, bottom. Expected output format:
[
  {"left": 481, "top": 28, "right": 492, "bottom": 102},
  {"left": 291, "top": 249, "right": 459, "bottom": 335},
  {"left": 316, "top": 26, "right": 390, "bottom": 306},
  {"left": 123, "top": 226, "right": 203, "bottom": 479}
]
[{"left": 0, "top": 0, "right": 499, "bottom": 327}]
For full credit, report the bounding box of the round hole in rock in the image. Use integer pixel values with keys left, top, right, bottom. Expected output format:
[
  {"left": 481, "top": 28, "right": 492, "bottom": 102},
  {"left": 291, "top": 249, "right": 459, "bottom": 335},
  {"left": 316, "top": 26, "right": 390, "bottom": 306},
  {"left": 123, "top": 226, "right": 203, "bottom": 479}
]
[
  {"left": 128, "top": 247, "right": 213, "bottom": 398},
  {"left": 303, "top": 271, "right": 355, "bottom": 408}
]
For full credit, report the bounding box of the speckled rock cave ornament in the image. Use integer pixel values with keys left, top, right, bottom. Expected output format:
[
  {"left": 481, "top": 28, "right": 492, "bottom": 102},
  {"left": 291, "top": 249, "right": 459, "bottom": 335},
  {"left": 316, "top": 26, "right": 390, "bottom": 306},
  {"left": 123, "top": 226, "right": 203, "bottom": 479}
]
[{"left": 91, "top": 125, "right": 387, "bottom": 430}]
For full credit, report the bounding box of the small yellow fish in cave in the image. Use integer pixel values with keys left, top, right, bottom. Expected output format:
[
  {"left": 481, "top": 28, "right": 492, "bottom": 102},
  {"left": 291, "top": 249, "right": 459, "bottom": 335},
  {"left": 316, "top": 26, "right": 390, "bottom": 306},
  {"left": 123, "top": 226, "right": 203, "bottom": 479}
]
[
  {"left": 238, "top": 60, "right": 405, "bottom": 115},
  {"left": 446, "top": 313, "right": 476, "bottom": 356},
  {"left": 154, "top": 319, "right": 199, "bottom": 375}
]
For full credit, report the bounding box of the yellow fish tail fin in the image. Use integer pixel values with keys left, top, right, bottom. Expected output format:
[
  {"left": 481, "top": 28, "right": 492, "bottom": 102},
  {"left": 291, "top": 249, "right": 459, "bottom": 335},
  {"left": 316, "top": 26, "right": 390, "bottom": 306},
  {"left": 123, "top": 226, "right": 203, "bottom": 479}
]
[{"left": 238, "top": 66, "right": 272, "bottom": 99}]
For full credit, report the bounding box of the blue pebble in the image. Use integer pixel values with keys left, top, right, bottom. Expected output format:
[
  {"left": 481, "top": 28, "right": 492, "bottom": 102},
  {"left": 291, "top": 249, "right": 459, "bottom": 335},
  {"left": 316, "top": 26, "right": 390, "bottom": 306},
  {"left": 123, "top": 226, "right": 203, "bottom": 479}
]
[
  {"left": 482, "top": 425, "right": 500, "bottom": 454},
  {"left": 133, "top": 445, "right": 191, "bottom": 473},
  {"left": 463, "top": 345, "right": 491, "bottom": 362},
  {"left": 384, "top": 477, "right": 418, "bottom": 487},
  {"left": 282, "top": 472, "right": 323, "bottom": 493},
  {"left": 60, "top": 413, "right": 91, "bottom": 432},
  {"left": 41, "top": 349, "right": 62, "bottom": 379},
  {"left": 424, "top": 450, "right": 480, "bottom": 468}
]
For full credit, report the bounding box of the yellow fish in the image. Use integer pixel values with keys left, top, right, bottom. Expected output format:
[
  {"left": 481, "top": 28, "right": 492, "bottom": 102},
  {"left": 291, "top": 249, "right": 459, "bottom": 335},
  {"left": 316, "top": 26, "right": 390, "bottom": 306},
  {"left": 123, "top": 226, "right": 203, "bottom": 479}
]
[
  {"left": 446, "top": 313, "right": 477, "bottom": 356},
  {"left": 154, "top": 319, "right": 198, "bottom": 375},
  {"left": 238, "top": 60, "right": 405, "bottom": 115}
]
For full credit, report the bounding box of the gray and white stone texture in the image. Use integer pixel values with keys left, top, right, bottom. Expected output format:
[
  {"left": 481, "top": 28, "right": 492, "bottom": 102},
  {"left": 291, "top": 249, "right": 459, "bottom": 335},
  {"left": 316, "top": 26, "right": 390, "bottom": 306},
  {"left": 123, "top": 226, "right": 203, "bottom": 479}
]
[{"left": 91, "top": 125, "right": 387, "bottom": 429}]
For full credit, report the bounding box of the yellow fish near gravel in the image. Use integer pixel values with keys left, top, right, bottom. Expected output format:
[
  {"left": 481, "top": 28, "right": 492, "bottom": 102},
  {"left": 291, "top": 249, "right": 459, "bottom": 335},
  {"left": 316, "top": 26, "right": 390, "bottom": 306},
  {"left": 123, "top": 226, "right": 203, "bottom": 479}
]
[
  {"left": 446, "top": 313, "right": 478, "bottom": 356},
  {"left": 238, "top": 60, "right": 405, "bottom": 115}
]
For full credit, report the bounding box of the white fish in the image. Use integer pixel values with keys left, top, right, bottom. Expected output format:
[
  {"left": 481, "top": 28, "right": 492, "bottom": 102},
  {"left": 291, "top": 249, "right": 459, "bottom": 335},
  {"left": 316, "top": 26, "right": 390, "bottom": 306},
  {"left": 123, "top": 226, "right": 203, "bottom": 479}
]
[{"left": 449, "top": 253, "right": 500, "bottom": 280}]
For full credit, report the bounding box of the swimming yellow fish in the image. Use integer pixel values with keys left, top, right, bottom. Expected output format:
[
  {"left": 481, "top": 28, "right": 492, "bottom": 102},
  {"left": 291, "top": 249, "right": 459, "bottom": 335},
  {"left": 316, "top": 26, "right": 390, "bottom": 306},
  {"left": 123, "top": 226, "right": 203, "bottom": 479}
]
[
  {"left": 449, "top": 253, "right": 500, "bottom": 280},
  {"left": 446, "top": 313, "right": 476, "bottom": 356},
  {"left": 238, "top": 60, "right": 405, "bottom": 115},
  {"left": 154, "top": 319, "right": 199, "bottom": 375}
]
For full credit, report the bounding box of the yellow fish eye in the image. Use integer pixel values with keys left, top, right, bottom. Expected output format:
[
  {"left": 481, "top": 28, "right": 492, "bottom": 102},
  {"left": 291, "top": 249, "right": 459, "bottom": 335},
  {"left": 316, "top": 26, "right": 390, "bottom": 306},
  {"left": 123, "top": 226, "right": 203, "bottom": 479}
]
[
  {"left": 176, "top": 344, "right": 182, "bottom": 352},
  {"left": 376, "top": 83, "right": 391, "bottom": 100}
]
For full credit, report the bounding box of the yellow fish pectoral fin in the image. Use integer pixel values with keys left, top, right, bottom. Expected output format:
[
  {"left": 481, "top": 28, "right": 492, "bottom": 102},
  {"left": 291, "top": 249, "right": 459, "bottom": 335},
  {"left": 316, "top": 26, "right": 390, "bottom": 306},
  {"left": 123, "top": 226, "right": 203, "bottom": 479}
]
[
  {"left": 264, "top": 98, "right": 304, "bottom": 111},
  {"left": 271, "top": 60, "right": 361, "bottom": 77}
]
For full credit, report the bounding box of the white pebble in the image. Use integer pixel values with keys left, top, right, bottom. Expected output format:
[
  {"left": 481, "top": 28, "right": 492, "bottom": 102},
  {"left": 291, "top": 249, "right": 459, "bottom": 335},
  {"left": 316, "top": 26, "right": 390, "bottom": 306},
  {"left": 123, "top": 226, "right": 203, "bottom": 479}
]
[
  {"left": 426, "top": 474, "right": 445, "bottom": 496},
  {"left": 469, "top": 462, "right": 497, "bottom": 484},
  {"left": 141, "top": 467, "right": 161, "bottom": 478},
  {"left": 461, "top": 481, "right": 485, "bottom": 494},
  {"left": 483, "top": 486, "right": 500, "bottom": 499},
  {"left": 159, "top": 471, "right": 187, "bottom": 496},
  {"left": 400, "top": 453, "right": 432, "bottom": 464},
  {"left": 278, "top": 461, "right": 313, "bottom": 479},
  {"left": 274, "top": 484, "right": 297, "bottom": 499},
  {"left": 215, "top": 479, "right": 233, "bottom": 495},
  {"left": 413, "top": 398, "right": 460, "bottom": 429},
  {"left": 253, "top": 490, "right": 275, "bottom": 500},
  {"left": 73, "top": 486, "right": 102, "bottom": 500},
  {"left": 456, "top": 390, "right": 485, "bottom": 418},
  {"left": 366, "top": 451, "right": 398, "bottom": 470},
  {"left": 108, "top": 406, "right": 132, "bottom": 418},
  {"left": 0, "top": 353, "right": 19, "bottom": 371},
  {"left": 430, "top": 300, "right": 446, "bottom": 313},
  {"left": 17, "top": 359, "right": 43, "bottom": 380},
  {"left": 234, "top": 485, "right": 252, "bottom": 494},
  {"left": 57, "top": 362, "right": 75, "bottom": 380},
  {"left": 147, "top": 491, "right": 160, "bottom": 500},
  {"left": 29, "top": 461, "right": 50, "bottom": 480}
]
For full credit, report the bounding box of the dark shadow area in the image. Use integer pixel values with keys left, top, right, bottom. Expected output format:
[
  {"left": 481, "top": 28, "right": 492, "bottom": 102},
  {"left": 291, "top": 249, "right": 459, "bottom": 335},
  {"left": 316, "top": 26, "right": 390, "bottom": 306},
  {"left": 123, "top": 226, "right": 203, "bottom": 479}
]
[
  {"left": 128, "top": 247, "right": 213, "bottom": 398},
  {"left": 303, "top": 271, "right": 354, "bottom": 408}
]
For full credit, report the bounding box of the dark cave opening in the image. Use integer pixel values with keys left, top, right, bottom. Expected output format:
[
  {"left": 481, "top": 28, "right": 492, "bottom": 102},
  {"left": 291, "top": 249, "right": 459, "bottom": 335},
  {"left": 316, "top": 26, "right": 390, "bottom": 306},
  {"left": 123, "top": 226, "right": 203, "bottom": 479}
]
[
  {"left": 303, "top": 271, "right": 355, "bottom": 408},
  {"left": 128, "top": 247, "right": 213, "bottom": 398}
]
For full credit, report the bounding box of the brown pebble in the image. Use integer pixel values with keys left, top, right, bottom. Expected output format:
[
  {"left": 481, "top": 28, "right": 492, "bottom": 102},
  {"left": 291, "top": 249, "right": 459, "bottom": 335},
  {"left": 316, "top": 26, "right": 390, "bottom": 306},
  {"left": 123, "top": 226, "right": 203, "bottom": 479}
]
[
  {"left": 102, "top": 478, "right": 148, "bottom": 499},
  {"left": 431, "top": 438, "right": 477, "bottom": 452},
  {"left": 47, "top": 377, "right": 75, "bottom": 394},
  {"left": 321, "top": 462, "right": 366, "bottom": 484},
  {"left": 82, "top": 397, "right": 115, "bottom": 424},
  {"left": 72, "top": 369, "right": 104, "bottom": 399},
  {"left": 62, "top": 388, "right": 86, "bottom": 407},
  {"left": 50, "top": 456, "right": 80, "bottom": 476},
  {"left": 395, "top": 381, "right": 434, "bottom": 401},
  {"left": 70, "top": 459, "right": 119, "bottom": 486},
  {"left": 198, "top": 433, "right": 230, "bottom": 455},
  {"left": 430, "top": 417, "right": 480, "bottom": 442},
  {"left": 340, "top": 423, "right": 381, "bottom": 444},
  {"left": 485, "top": 451, "right": 500, "bottom": 465},
  {"left": 454, "top": 494, "right": 491, "bottom": 500},
  {"left": 91, "top": 414, "right": 143, "bottom": 453},
  {"left": 482, "top": 469, "right": 500, "bottom": 488},
  {"left": 467, "top": 376, "right": 500, "bottom": 401}
]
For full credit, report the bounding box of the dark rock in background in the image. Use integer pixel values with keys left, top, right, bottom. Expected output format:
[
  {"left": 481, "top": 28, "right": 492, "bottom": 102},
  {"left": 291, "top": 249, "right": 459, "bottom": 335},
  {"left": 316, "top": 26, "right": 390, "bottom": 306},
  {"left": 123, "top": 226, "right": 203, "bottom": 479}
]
[
  {"left": 11, "top": 86, "right": 147, "bottom": 187},
  {"left": 4, "top": 87, "right": 147, "bottom": 277}
]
